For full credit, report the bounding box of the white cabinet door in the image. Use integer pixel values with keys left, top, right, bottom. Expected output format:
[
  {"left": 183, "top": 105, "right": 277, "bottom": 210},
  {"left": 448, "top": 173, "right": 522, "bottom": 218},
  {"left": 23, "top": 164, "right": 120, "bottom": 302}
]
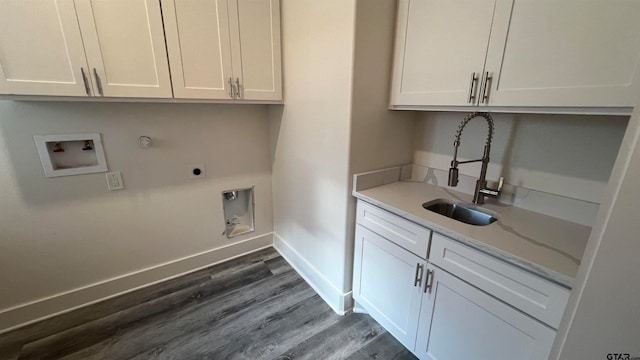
[
  {"left": 353, "top": 225, "right": 425, "bottom": 350},
  {"left": 162, "top": 0, "right": 234, "bottom": 99},
  {"left": 0, "top": 0, "right": 90, "bottom": 96},
  {"left": 229, "top": 0, "right": 282, "bottom": 101},
  {"left": 161, "top": 0, "right": 281, "bottom": 101},
  {"left": 484, "top": 0, "right": 640, "bottom": 108},
  {"left": 390, "top": 0, "right": 496, "bottom": 106},
  {"left": 75, "top": 0, "right": 172, "bottom": 98},
  {"left": 415, "top": 265, "right": 556, "bottom": 360}
]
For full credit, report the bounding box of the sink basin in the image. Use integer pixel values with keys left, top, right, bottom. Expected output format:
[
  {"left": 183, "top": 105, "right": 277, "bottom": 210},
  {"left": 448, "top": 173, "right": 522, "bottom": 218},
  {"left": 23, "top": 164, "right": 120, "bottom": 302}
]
[{"left": 422, "top": 199, "right": 498, "bottom": 226}]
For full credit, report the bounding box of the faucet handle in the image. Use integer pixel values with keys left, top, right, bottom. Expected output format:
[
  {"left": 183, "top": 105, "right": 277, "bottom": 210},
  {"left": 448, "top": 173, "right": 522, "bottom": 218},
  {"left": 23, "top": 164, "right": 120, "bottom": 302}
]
[
  {"left": 478, "top": 176, "right": 504, "bottom": 199},
  {"left": 496, "top": 176, "right": 504, "bottom": 193}
]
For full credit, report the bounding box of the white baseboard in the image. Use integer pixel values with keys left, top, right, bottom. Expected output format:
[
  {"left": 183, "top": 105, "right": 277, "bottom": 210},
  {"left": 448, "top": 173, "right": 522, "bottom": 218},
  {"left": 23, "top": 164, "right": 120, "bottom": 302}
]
[
  {"left": 0, "top": 233, "right": 273, "bottom": 334},
  {"left": 353, "top": 301, "right": 369, "bottom": 315},
  {"left": 273, "top": 233, "right": 353, "bottom": 315}
]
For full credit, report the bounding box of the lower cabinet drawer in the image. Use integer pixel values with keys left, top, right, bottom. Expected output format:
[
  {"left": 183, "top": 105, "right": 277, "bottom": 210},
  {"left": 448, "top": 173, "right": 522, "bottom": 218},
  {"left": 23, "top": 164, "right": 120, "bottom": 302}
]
[
  {"left": 429, "top": 232, "right": 570, "bottom": 329},
  {"left": 356, "top": 200, "right": 431, "bottom": 258}
]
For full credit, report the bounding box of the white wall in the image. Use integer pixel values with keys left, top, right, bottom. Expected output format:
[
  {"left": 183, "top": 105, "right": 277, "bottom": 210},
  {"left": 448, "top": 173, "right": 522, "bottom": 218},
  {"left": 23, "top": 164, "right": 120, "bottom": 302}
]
[
  {"left": 346, "top": 0, "right": 417, "bottom": 290},
  {"left": 349, "top": 0, "right": 416, "bottom": 175},
  {"left": 0, "top": 101, "right": 273, "bottom": 331},
  {"left": 270, "top": 0, "right": 416, "bottom": 314},
  {"left": 553, "top": 99, "right": 640, "bottom": 359},
  {"left": 414, "top": 112, "right": 628, "bottom": 204},
  {"left": 270, "top": 0, "right": 357, "bottom": 313}
]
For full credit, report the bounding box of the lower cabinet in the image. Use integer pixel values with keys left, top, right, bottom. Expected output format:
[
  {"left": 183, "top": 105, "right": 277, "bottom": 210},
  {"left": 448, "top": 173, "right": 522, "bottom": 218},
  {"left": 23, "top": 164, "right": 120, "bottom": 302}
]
[
  {"left": 354, "top": 220, "right": 558, "bottom": 360},
  {"left": 353, "top": 225, "right": 426, "bottom": 349},
  {"left": 414, "top": 264, "right": 556, "bottom": 360}
]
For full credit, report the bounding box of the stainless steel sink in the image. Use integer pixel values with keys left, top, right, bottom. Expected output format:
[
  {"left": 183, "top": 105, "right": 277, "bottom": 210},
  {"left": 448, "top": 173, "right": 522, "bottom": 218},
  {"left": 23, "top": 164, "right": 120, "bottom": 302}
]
[{"left": 422, "top": 199, "right": 498, "bottom": 226}]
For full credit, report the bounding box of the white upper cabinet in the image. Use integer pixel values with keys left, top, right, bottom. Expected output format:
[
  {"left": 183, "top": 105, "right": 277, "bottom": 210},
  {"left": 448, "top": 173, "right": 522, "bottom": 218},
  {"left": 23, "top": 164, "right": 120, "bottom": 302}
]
[
  {"left": 484, "top": 0, "right": 640, "bottom": 108},
  {"left": 163, "top": 0, "right": 282, "bottom": 101},
  {"left": 162, "top": 0, "right": 234, "bottom": 99},
  {"left": 391, "top": 0, "right": 496, "bottom": 106},
  {"left": 229, "top": 0, "right": 282, "bottom": 101},
  {"left": 0, "top": 0, "right": 171, "bottom": 98},
  {"left": 0, "top": 1, "right": 90, "bottom": 96},
  {"left": 391, "top": 0, "right": 640, "bottom": 109},
  {"left": 1, "top": 0, "right": 281, "bottom": 101},
  {"left": 75, "top": 0, "right": 172, "bottom": 98}
]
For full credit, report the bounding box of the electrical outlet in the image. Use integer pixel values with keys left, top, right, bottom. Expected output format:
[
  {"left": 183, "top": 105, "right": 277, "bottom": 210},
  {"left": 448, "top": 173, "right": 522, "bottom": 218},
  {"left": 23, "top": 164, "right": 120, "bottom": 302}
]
[
  {"left": 189, "top": 164, "right": 206, "bottom": 179},
  {"left": 106, "top": 172, "right": 124, "bottom": 191}
]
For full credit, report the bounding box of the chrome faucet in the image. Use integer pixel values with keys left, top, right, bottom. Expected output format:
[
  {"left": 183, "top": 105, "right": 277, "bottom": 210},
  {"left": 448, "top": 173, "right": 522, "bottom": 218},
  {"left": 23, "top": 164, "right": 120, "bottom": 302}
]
[{"left": 448, "top": 112, "right": 504, "bottom": 204}]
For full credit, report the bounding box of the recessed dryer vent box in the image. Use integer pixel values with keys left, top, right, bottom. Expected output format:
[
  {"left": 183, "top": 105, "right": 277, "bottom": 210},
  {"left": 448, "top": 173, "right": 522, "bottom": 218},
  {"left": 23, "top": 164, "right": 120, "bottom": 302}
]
[
  {"left": 222, "top": 187, "right": 255, "bottom": 239},
  {"left": 34, "top": 133, "right": 108, "bottom": 177}
]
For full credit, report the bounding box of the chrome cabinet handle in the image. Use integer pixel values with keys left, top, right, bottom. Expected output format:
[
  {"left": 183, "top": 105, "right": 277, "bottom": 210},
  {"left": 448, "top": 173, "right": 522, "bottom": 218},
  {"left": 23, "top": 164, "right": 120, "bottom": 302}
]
[
  {"left": 235, "top": 77, "right": 241, "bottom": 99},
  {"left": 80, "top": 68, "right": 90, "bottom": 96},
  {"left": 480, "top": 71, "right": 492, "bottom": 104},
  {"left": 93, "top": 68, "right": 103, "bottom": 96},
  {"left": 424, "top": 269, "right": 434, "bottom": 293},
  {"left": 467, "top": 72, "right": 478, "bottom": 104},
  {"left": 228, "top": 77, "right": 234, "bottom": 98},
  {"left": 414, "top": 263, "right": 424, "bottom": 287}
]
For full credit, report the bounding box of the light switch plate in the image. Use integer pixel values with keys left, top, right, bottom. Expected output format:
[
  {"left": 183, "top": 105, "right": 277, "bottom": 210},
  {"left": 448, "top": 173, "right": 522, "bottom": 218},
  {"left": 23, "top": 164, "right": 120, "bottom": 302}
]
[{"left": 106, "top": 172, "right": 124, "bottom": 191}]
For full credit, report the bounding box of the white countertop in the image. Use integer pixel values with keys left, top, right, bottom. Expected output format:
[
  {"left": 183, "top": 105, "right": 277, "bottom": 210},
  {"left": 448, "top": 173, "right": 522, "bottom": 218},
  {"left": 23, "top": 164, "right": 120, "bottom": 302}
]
[{"left": 353, "top": 181, "right": 591, "bottom": 288}]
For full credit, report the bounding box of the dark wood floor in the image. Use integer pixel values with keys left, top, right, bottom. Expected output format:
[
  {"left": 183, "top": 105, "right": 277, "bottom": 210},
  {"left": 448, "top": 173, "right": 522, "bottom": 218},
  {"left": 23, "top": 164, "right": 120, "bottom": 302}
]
[{"left": 0, "top": 247, "right": 416, "bottom": 360}]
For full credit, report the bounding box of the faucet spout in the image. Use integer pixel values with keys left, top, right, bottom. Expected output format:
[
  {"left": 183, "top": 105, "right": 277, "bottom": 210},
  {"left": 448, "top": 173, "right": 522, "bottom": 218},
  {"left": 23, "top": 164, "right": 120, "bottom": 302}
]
[
  {"left": 448, "top": 112, "right": 503, "bottom": 204},
  {"left": 453, "top": 112, "right": 494, "bottom": 157}
]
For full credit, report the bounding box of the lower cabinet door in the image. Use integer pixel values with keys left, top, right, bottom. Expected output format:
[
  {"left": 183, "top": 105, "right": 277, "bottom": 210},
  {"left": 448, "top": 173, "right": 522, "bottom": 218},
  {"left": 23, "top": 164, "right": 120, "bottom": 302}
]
[
  {"left": 415, "top": 265, "right": 557, "bottom": 360},
  {"left": 353, "top": 225, "right": 426, "bottom": 350}
]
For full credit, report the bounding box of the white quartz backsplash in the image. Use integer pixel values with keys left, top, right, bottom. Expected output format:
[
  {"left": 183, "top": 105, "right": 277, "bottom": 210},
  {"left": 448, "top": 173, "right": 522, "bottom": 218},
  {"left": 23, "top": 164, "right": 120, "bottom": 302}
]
[{"left": 355, "top": 164, "right": 598, "bottom": 227}]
